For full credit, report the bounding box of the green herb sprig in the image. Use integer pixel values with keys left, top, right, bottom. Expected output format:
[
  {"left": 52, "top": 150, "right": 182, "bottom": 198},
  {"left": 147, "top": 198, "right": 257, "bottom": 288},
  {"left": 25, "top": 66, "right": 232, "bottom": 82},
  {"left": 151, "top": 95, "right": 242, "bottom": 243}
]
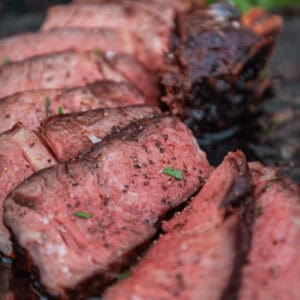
[
  {"left": 73, "top": 211, "right": 93, "bottom": 219},
  {"left": 45, "top": 97, "right": 51, "bottom": 118},
  {"left": 163, "top": 167, "right": 184, "bottom": 180}
]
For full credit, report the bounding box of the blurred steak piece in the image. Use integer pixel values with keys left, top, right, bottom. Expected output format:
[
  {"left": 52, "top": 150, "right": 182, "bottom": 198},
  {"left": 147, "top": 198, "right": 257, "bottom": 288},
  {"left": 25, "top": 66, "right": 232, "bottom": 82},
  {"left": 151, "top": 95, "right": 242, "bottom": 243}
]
[
  {"left": 0, "top": 125, "right": 56, "bottom": 257},
  {"left": 0, "top": 28, "right": 134, "bottom": 65},
  {"left": 239, "top": 163, "right": 300, "bottom": 300},
  {"left": 242, "top": 7, "right": 283, "bottom": 38},
  {"left": 0, "top": 81, "right": 146, "bottom": 134},
  {"left": 161, "top": 3, "right": 281, "bottom": 134},
  {"left": 0, "top": 105, "right": 158, "bottom": 257},
  {"left": 0, "top": 51, "right": 159, "bottom": 104},
  {"left": 104, "top": 151, "right": 252, "bottom": 300},
  {"left": 42, "top": 3, "right": 175, "bottom": 71},
  {"left": 73, "top": 0, "right": 193, "bottom": 14},
  {"left": 4, "top": 116, "right": 211, "bottom": 296},
  {"left": 41, "top": 105, "right": 160, "bottom": 162}
]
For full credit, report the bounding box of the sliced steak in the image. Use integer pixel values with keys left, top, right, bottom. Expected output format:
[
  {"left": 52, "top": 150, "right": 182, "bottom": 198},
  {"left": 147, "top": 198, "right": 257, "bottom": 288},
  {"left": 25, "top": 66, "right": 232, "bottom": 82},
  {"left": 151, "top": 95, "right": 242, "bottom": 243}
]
[
  {"left": 239, "top": 163, "right": 300, "bottom": 300},
  {"left": 42, "top": 3, "right": 175, "bottom": 71},
  {"left": 0, "top": 28, "right": 134, "bottom": 65},
  {"left": 0, "top": 51, "right": 159, "bottom": 104},
  {"left": 73, "top": 0, "right": 193, "bottom": 14},
  {"left": 104, "top": 151, "right": 252, "bottom": 300},
  {"left": 0, "top": 125, "right": 56, "bottom": 257},
  {"left": 4, "top": 116, "right": 211, "bottom": 296},
  {"left": 161, "top": 3, "right": 281, "bottom": 134},
  {"left": 0, "top": 105, "right": 158, "bottom": 257},
  {"left": 0, "top": 81, "right": 146, "bottom": 134},
  {"left": 41, "top": 105, "right": 160, "bottom": 162}
]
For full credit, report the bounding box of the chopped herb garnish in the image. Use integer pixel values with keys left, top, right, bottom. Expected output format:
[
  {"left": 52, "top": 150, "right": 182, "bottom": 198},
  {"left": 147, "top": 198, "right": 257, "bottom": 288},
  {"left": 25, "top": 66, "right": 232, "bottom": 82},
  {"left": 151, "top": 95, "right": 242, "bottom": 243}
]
[
  {"left": 45, "top": 97, "right": 51, "bottom": 118},
  {"left": 261, "top": 177, "right": 280, "bottom": 193},
  {"left": 117, "top": 271, "right": 130, "bottom": 280},
  {"left": 58, "top": 106, "right": 64, "bottom": 115},
  {"left": 163, "top": 167, "right": 183, "bottom": 180},
  {"left": 2, "top": 57, "right": 11, "bottom": 65},
  {"left": 93, "top": 48, "right": 100, "bottom": 55},
  {"left": 73, "top": 211, "right": 93, "bottom": 219},
  {"left": 256, "top": 206, "right": 263, "bottom": 217}
]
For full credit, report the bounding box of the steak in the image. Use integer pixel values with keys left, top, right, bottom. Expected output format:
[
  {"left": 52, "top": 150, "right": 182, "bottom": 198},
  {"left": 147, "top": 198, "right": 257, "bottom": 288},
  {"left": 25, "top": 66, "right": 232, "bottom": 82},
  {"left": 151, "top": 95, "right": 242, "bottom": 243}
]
[
  {"left": 0, "top": 105, "right": 158, "bottom": 257},
  {"left": 4, "top": 116, "right": 211, "bottom": 296},
  {"left": 41, "top": 3, "right": 175, "bottom": 71},
  {"left": 0, "top": 28, "right": 134, "bottom": 65},
  {"left": 41, "top": 105, "right": 160, "bottom": 162},
  {"left": 238, "top": 163, "right": 300, "bottom": 300},
  {"left": 104, "top": 151, "right": 252, "bottom": 300},
  {"left": 73, "top": 0, "right": 194, "bottom": 14},
  {"left": 0, "top": 51, "right": 159, "bottom": 104},
  {"left": 0, "top": 125, "right": 56, "bottom": 257},
  {"left": 161, "top": 3, "right": 281, "bottom": 134},
  {"left": 0, "top": 81, "right": 146, "bottom": 134}
]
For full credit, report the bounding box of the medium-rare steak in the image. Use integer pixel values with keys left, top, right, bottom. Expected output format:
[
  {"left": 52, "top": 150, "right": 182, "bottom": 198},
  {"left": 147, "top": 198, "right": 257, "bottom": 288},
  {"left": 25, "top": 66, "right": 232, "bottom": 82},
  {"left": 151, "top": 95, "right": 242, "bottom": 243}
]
[
  {"left": 0, "top": 125, "right": 56, "bottom": 257},
  {"left": 41, "top": 105, "right": 160, "bottom": 162},
  {"left": 104, "top": 151, "right": 252, "bottom": 300},
  {"left": 42, "top": 3, "right": 175, "bottom": 71},
  {"left": 0, "top": 28, "right": 134, "bottom": 65},
  {"left": 73, "top": 0, "right": 194, "bottom": 14},
  {"left": 0, "top": 51, "right": 159, "bottom": 103},
  {"left": 0, "top": 81, "right": 146, "bottom": 134},
  {"left": 161, "top": 3, "right": 281, "bottom": 134},
  {"left": 238, "top": 162, "right": 300, "bottom": 300},
  {"left": 0, "top": 105, "right": 158, "bottom": 257},
  {"left": 4, "top": 116, "right": 211, "bottom": 296}
]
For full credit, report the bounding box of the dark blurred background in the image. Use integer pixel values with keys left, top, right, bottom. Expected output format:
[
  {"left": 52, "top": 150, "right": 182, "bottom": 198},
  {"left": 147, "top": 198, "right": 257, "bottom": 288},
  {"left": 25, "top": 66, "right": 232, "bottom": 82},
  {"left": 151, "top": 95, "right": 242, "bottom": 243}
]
[{"left": 0, "top": 0, "right": 70, "bottom": 37}]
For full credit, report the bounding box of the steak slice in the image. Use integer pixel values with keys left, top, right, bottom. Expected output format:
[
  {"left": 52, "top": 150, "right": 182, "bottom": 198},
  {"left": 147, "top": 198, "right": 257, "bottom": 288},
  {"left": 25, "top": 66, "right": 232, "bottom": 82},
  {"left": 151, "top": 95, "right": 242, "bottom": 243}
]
[
  {"left": 0, "top": 81, "right": 146, "bottom": 134},
  {"left": 161, "top": 3, "right": 281, "bottom": 134},
  {"left": 0, "top": 105, "right": 158, "bottom": 257},
  {"left": 104, "top": 151, "right": 252, "bottom": 300},
  {"left": 0, "top": 51, "right": 159, "bottom": 104},
  {"left": 41, "top": 105, "right": 160, "bottom": 162},
  {"left": 42, "top": 3, "right": 175, "bottom": 71},
  {"left": 4, "top": 116, "right": 211, "bottom": 296},
  {"left": 0, "top": 28, "right": 134, "bottom": 65},
  {"left": 73, "top": 0, "right": 193, "bottom": 14},
  {"left": 0, "top": 125, "right": 56, "bottom": 257},
  {"left": 238, "top": 163, "right": 300, "bottom": 300}
]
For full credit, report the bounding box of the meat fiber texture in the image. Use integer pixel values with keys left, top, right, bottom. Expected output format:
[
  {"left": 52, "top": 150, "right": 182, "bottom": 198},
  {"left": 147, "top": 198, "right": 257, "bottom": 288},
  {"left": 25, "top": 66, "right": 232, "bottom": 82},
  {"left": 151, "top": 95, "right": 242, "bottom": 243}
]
[
  {"left": 0, "top": 81, "right": 146, "bottom": 134},
  {"left": 41, "top": 105, "right": 160, "bottom": 162},
  {"left": 0, "top": 125, "right": 56, "bottom": 257},
  {"left": 41, "top": 2, "right": 175, "bottom": 71},
  {"left": 161, "top": 3, "right": 281, "bottom": 134},
  {"left": 239, "top": 162, "right": 300, "bottom": 300},
  {"left": 0, "top": 28, "right": 135, "bottom": 66},
  {"left": 4, "top": 116, "right": 211, "bottom": 296},
  {"left": 104, "top": 151, "right": 252, "bottom": 300},
  {"left": 0, "top": 50, "right": 159, "bottom": 104},
  {"left": 0, "top": 105, "right": 158, "bottom": 257}
]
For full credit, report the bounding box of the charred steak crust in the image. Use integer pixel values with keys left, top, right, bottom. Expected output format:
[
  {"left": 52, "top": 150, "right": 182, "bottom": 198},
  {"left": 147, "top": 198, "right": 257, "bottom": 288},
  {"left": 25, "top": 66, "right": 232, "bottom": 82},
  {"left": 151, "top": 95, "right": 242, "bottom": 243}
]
[
  {"left": 4, "top": 116, "right": 210, "bottom": 296},
  {"left": 40, "top": 105, "right": 160, "bottom": 162},
  {"left": 104, "top": 151, "right": 253, "bottom": 300},
  {"left": 161, "top": 3, "right": 281, "bottom": 134}
]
